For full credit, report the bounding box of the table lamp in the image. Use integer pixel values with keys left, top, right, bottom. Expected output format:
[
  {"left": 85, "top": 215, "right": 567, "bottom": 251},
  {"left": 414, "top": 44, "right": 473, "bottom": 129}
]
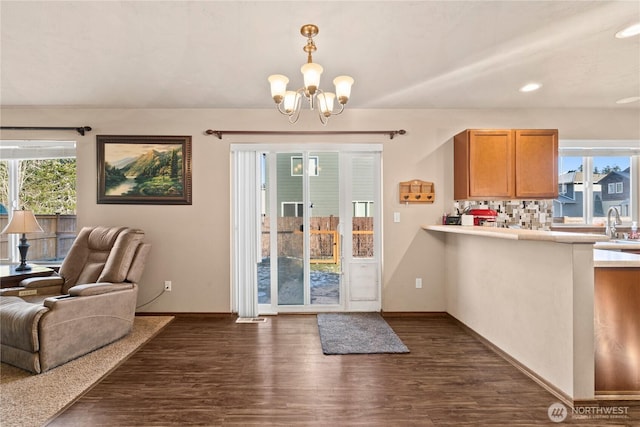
[{"left": 1, "top": 208, "right": 44, "bottom": 271}]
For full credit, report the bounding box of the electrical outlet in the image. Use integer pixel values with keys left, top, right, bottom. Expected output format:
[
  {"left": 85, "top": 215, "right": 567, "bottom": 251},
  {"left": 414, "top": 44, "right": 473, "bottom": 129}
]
[
  {"left": 415, "top": 278, "right": 422, "bottom": 289},
  {"left": 164, "top": 280, "right": 172, "bottom": 292}
]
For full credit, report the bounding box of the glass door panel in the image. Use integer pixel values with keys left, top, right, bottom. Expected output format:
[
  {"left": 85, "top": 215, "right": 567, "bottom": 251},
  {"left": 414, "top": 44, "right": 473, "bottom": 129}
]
[
  {"left": 254, "top": 148, "right": 379, "bottom": 313},
  {"left": 258, "top": 153, "right": 271, "bottom": 305},
  {"left": 351, "top": 156, "right": 375, "bottom": 259},
  {"left": 309, "top": 152, "right": 340, "bottom": 305},
  {"left": 344, "top": 153, "right": 381, "bottom": 311},
  {"left": 276, "top": 153, "right": 304, "bottom": 305}
]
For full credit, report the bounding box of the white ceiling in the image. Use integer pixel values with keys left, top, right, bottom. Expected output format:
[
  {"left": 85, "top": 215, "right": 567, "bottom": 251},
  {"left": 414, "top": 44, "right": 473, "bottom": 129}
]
[{"left": 1, "top": 1, "right": 639, "bottom": 110}]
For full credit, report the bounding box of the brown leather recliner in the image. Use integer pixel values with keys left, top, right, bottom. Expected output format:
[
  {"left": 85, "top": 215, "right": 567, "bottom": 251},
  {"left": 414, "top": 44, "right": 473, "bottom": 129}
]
[{"left": 0, "top": 226, "right": 150, "bottom": 373}]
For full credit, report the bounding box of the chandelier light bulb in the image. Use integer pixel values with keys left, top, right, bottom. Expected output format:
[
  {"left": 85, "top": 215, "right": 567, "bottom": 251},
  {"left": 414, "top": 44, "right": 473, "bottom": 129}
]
[
  {"left": 301, "top": 63, "right": 323, "bottom": 95},
  {"left": 283, "top": 91, "right": 300, "bottom": 114},
  {"left": 333, "top": 76, "right": 354, "bottom": 104},
  {"left": 268, "top": 75, "right": 289, "bottom": 104},
  {"left": 318, "top": 92, "right": 336, "bottom": 117}
]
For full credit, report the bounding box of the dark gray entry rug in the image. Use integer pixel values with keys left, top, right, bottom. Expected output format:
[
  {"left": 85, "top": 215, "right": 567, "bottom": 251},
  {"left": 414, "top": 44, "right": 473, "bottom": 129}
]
[{"left": 317, "top": 312, "right": 410, "bottom": 355}]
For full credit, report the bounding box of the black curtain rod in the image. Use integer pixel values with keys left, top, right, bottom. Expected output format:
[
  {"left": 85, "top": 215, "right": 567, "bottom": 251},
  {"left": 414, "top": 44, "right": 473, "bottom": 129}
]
[
  {"left": 205, "top": 129, "right": 406, "bottom": 140},
  {"left": 0, "top": 126, "right": 92, "bottom": 136}
]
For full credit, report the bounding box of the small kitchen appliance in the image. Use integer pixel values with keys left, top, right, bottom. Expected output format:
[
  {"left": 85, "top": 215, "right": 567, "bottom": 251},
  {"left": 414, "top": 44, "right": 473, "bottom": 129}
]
[{"left": 467, "top": 208, "right": 498, "bottom": 226}]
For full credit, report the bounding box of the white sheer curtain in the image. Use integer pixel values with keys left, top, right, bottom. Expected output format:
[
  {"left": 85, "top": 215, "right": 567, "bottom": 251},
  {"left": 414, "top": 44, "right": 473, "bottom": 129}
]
[{"left": 231, "top": 149, "right": 260, "bottom": 318}]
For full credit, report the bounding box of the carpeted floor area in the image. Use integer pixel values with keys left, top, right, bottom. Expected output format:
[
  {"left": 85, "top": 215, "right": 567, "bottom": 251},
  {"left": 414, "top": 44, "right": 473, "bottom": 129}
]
[{"left": 0, "top": 315, "right": 173, "bottom": 427}]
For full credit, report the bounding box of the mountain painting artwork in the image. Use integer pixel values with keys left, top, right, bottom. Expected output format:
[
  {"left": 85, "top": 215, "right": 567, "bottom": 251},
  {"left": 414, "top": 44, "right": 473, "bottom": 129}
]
[{"left": 97, "top": 135, "right": 192, "bottom": 204}]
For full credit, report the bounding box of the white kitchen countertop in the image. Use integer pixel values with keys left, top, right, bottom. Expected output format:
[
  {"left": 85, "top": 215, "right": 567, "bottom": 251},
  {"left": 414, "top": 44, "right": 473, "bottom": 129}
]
[
  {"left": 594, "top": 249, "right": 640, "bottom": 268},
  {"left": 593, "top": 240, "right": 640, "bottom": 250},
  {"left": 423, "top": 225, "right": 640, "bottom": 267},
  {"left": 423, "top": 224, "right": 610, "bottom": 244}
]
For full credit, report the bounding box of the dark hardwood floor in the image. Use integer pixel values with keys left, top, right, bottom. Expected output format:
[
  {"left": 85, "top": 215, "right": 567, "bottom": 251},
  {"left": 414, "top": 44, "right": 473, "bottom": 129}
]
[{"left": 48, "top": 315, "right": 638, "bottom": 426}]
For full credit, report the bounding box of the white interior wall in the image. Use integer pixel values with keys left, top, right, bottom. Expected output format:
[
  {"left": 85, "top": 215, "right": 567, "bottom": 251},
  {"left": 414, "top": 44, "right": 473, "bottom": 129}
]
[
  {"left": 444, "top": 234, "right": 595, "bottom": 400},
  {"left": 1, "top": 107, "right": 638, "bottom": 313}
]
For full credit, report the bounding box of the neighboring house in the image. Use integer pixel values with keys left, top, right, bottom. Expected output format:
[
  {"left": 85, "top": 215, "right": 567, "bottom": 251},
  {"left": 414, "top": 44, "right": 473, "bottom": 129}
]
[
  {"left": 274, "top": 152, "right": 374, "bottom": 218},
  {"left": 275, "top": 153, "right": 339, "bottom": 217},
  {"left": 553, "top": 171, "right": 604, "bottom": 220},
  {"left": 597, "top": 167, "right": 631, "bottom": 216}
]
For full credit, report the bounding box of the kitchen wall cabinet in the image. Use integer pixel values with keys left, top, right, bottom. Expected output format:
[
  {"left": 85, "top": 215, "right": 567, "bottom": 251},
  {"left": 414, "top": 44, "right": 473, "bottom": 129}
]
[{"left": 453, "top": 129, "right": 558, "bottom": 200}]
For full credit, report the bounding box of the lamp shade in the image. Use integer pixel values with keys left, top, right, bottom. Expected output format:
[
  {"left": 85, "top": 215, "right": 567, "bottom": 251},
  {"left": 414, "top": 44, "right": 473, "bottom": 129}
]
[
  {"left": 283, "top": 91, "right": 300, "bottom": 114},
  {"left": 300, "top": 63, "right": 323, "bottom": 95},
  {"left": 318, "top": 92, "right": 336, "bottom": 117},
  {"left": 268, "top": 74, "right": 289, "bottom": 104},
  {"left": 334, "top": 76, "right": 354, "bottom": 104},
  {"left": 1, "top": 209, "right": 44, "bottom": 234}
]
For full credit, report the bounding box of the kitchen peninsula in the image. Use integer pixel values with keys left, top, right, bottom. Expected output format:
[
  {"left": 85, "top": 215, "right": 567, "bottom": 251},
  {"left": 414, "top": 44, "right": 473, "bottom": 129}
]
[{"left": 424, "top": 225, "right": 618, "bottom": 403}]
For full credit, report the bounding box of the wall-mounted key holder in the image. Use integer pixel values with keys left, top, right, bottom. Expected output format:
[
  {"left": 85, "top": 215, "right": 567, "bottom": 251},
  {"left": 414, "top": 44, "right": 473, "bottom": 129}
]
[{"left": 399, "top": 180, "right": 435, "bottom": 204}]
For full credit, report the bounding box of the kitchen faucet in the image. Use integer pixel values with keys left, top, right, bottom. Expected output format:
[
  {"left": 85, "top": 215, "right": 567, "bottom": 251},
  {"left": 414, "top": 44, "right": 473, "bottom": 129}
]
[{"left": 606, "top": 206, "right": 622, "bottom": 239}]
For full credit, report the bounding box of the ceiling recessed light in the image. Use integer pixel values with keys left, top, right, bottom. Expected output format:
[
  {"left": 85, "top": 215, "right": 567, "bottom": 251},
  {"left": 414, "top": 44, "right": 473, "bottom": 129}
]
[
  {"left": 519, "top": 83, "right": 542, "bottom": 93},
  {"left": 615, "top": 22, "right": 640, "bottom": 39},
  {"left": 616, "top": 96, "right": 640, "bottom": 104}
]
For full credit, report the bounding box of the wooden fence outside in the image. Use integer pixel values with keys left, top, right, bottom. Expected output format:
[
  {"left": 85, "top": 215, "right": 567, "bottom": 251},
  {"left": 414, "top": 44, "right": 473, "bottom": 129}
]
[
  {"left": 1, "top": 214, "right": 372, "bottom": 265},
  {"left": 261, "top": 216, "right": 374, "bottom": 263},
  {"left": 0, "top": 214, "right": 77, "bottom": 263}
]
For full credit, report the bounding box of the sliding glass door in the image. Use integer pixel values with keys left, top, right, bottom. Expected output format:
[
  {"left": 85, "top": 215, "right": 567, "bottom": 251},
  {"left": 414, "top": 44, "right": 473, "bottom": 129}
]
[{"left": 234, "top": 144, "right": 381, "bottom": 315}]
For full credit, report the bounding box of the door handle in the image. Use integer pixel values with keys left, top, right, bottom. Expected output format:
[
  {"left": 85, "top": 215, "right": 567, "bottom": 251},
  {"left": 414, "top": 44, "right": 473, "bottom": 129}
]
[{"left": 338, "top": 230, "right": 344, "bottom": 275}]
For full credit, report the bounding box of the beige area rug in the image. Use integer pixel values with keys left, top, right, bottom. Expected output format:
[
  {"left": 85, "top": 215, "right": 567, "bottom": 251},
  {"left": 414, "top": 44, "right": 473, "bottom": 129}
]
[{"left": 0, "top": 315, "right": 174, "bottom": 427}]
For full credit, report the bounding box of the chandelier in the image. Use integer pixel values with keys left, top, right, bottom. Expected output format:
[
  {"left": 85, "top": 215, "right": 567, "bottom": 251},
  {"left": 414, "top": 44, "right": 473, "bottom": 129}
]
[{"left": 268, "top": 24, "right": 354, "bottom": 125}]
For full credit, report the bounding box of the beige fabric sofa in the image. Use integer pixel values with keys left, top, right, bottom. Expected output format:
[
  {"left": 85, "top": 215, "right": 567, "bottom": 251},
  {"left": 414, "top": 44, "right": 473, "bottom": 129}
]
[{"left": 0, "top": 226, "right": 150, "bottom": 373}]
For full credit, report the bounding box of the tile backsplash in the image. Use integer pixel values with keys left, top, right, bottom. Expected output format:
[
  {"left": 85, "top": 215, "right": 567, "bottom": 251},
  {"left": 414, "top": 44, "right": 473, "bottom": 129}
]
[{"left": 453, "top": 200, "right": 554, "bottom": 230}]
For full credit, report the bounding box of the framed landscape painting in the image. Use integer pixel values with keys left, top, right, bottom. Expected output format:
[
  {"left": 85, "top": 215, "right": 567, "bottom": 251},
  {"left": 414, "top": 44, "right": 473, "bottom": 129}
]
[{"left": 97, "top": 135, "right": 192, "bottom": 205}]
